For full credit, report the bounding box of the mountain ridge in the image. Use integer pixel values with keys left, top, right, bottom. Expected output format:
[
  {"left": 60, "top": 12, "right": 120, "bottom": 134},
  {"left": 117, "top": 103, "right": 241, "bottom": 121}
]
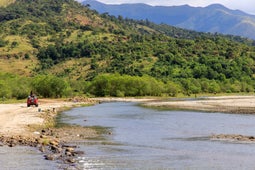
[
  {"left": 0, "top": 0, "right": 255, "bottom": 97},
  {"left": 82, "top": 0, "right": 255, "bottom": 39}
]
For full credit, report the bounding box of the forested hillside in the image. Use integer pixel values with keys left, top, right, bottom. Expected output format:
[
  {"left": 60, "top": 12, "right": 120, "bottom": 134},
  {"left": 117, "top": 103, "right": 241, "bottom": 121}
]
[{"left": 0, "top": 0, "right": 255, "bottom": 99}]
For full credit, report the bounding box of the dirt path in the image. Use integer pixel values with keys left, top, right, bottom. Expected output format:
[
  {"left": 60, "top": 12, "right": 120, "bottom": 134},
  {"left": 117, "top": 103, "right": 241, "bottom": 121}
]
[
  {"left": 0, "top": 103, "right": 40, "bottom": 135},
  {"left": 0, "top": 99, "right": 90, "bottom": 136}
]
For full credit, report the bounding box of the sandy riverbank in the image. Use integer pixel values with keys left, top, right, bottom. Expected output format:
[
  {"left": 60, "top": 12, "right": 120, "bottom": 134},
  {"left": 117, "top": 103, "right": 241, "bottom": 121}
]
[
  {"left": 0, "top": 98, "right": 100, "bottom": 167},
  {"left": 142, "top": 95, "right": 255, "bottom": 114},
  {"left": 0, "top": 98, "right": 97, "bottom": 137}
]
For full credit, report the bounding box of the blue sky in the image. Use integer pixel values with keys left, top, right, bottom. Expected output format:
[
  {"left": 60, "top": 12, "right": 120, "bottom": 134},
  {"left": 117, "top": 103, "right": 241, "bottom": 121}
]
[{"left": 78, "top": 0, "right": 255, "bottom": 15}]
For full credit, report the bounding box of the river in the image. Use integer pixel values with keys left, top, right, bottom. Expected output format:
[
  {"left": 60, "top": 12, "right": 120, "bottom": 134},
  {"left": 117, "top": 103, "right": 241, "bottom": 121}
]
[
  {"left": 2, "top": 101, "right": 255, "bottom": 169},
  {"left": 61, "top": 102, "right": 255, "bottom": 169},
  {"left": 0, "top": 146, "right": 58, "bottom": 169}
]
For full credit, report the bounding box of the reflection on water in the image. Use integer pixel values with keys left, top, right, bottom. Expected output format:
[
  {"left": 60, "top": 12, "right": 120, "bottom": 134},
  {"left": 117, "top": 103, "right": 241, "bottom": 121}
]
[{"left": 60, "top": 102, "right": 255, "bottom": 169}]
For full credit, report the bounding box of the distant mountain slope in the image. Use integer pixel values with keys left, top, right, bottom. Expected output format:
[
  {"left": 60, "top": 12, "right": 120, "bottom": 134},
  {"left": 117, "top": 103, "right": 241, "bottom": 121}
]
[{"left": 82, "top": 0, "right": 255, "bottom": 39}]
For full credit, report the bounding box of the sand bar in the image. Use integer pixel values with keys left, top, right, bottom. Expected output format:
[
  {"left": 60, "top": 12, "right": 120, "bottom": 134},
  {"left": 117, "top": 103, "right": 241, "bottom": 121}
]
[{"left": 143, "top": 95, "right": 255, "bottom": 114}]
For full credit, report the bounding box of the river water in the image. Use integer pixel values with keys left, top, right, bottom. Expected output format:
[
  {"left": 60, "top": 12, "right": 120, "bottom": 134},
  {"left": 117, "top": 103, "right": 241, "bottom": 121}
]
[
  {"left": 61, "top": 102, "right": 255, "bottom": 169},
  {"left": 0, "top": 146, "right": 58, "bottom": 169},
  {"left": 2, "top": 101, "right": 255, "bottom": 169}
]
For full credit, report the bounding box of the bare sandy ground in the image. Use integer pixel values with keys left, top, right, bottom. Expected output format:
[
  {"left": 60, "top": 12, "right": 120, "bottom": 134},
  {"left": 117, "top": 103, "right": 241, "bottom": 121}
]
[
  {"left": 0, "top": 99, "right": 88, "bottom": 136},
  {"left": 143, "top": 95, "right": 255, "bottom": 114}
]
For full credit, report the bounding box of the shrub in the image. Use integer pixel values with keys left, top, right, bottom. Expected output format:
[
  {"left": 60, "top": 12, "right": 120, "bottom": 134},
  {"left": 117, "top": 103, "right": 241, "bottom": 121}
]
[{"left": 31, "top": 75, "right": 71, "bottom": 98}]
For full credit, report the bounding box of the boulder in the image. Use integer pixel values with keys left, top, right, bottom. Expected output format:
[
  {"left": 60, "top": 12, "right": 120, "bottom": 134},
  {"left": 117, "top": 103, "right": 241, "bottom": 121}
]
[
  {"left": 50, "top": 140, "right": 59, "bottom": 146},
  {"left": 65, "top": 147, "right": 75, "bottom": 152},
  {"left": 44, "top": 154, "right": 61, "bottom": 161},
  {"left": 39, "top": 145, "right": 46, "bottom": 153},
  {"left": 65, "top": 151, "right": 72, "bottom": 156}
]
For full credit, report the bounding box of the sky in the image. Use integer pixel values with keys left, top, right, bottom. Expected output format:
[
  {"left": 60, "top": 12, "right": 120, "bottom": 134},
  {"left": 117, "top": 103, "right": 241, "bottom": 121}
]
[{"left": 78, "top": 0, "right": 255, "bottom": 15}]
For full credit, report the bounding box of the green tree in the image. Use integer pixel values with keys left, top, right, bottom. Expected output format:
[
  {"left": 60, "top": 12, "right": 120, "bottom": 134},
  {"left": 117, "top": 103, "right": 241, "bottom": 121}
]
[{"left": 31, "top": 75, "right": 71, "bottom": 98}]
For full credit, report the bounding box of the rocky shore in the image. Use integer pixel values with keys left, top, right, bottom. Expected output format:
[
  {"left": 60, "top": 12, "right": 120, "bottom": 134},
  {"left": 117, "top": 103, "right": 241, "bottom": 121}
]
[
  {"left": 0, "top": 97, "right": 99, "bottom": 169},
  {"left": 0, "top": 129, "right": 84, "bottom": 165},
  {"left": 0, "top": 127, "right": 98, "bottom": 169}
]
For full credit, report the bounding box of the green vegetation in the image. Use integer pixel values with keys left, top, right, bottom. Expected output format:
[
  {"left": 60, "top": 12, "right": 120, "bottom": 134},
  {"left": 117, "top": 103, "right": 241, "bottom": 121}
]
[
  {"left": 0, "top": 73, "right": 30, "bottom": 100},
  {"left": 0, "top": 0, "right": 254, "bottom": 99},
  {"left": 31, "top": 75, "right": 71, "bottom": 98},
  {"left": 87, "top": 74, "right": 166, "bottom": 97}
]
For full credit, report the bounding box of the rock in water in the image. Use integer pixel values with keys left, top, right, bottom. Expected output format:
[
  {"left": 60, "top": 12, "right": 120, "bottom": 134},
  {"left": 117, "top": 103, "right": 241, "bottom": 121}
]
[
  {"left": 72, "top": 151, "right": 85, "bottom": 155},
  {"left": 65, "top": 147, "right": 75, "bottom": 152},
  {"left": 66, "top": 158, "right": 76, "bottom": 163},
  {"left": 50, "top": 140, "right": 59, "bottom": 146},
  {"left": 44, "top": 154, "right": 61, "bottom": 161},
  {"left": 39, "top": 145, "right": 46, "bottom": 153}
]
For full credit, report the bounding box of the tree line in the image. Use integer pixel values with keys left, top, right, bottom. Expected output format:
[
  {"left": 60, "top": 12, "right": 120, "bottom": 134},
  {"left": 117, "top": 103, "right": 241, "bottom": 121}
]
[{"left": 0, "top": 72, "right": 254, "bottom": 101}]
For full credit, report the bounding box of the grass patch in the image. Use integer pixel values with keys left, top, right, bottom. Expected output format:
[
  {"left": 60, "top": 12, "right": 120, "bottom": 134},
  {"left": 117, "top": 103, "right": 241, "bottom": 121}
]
[
  {"left": 3, "top": 35, "right": 34, "bottom": 54},
  {"left": 89, "top": 125, "right": 112, "bottom": 135},
  {"left": 0, "top": 98, "right": 26, "bottom": 104},
  {"left": 0, "top": 0, "right": 15, "bottom": 7},
  {"left": 82, "top": 126, "right": 112, "bottom": 141}
]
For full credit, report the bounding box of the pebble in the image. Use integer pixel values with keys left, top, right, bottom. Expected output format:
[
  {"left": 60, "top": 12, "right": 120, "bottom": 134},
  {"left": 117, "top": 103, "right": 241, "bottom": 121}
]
[
  {"left": 50, "top": 140, "right": 59, "bottom": 146},
  {"left": 39, "top": 145, "right": 46, "bottom": 153},
  {"left": 33, "top": 131, "right": 40, "bottom": 135},
  {"left": 45, "top": 154, "right": 61, "bottom": 161},
  {"left": 73, "top": 151, "right": 85, "bottom": 155},
  {"left": 65, "top": 151, "right": 72, "bottom": 156},
  {"left": 66, "top": 158, "right": 76, "bottom": 163},
  {"left": 66, "top": 147, "right": 75, "bottom": 152}
]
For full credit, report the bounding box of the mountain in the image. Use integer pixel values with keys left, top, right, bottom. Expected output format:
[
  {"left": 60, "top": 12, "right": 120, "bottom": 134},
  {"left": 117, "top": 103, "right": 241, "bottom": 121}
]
[
  {"left": 0, "top": 0, "right": 255, "bottom": 98},
  {"left": 82, "top": 0, "right": 255, "bottom": 40}
]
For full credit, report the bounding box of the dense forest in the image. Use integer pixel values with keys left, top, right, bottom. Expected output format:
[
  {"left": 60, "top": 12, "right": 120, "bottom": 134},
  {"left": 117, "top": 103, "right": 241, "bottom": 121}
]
[{"left": 0, "top": 0, "right": 255, "bottom": 99}]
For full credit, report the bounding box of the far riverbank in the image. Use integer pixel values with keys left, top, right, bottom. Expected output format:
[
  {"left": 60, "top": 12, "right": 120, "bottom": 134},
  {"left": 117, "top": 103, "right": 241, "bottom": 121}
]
[
  {"left": 141, "top": 95, "right": 255, "bottom": 114},
  {"left": 92, "top": 95, "right": 255, "bottom": 114}
]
